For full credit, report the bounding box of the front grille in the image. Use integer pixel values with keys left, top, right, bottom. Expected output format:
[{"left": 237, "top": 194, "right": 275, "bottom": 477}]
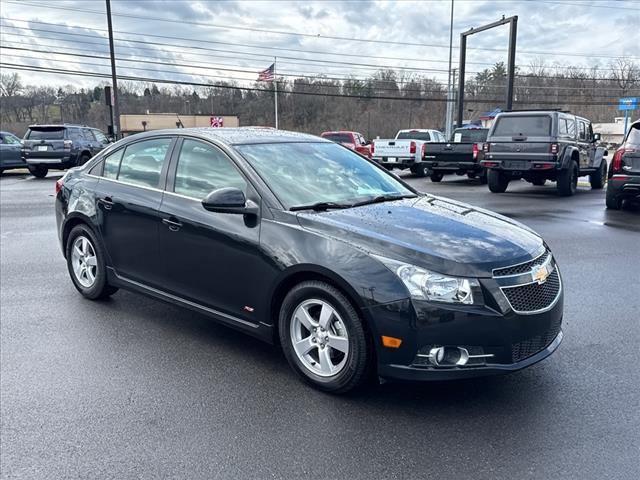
[
  {"left": 512, "top": 316, "right": 562, "bottom": 362},
  {"left": 493, "top": 250, "right": 550, "bottom": 277},
  {"left": 501, "top": 269, "right": 561, "bottom": 313}
]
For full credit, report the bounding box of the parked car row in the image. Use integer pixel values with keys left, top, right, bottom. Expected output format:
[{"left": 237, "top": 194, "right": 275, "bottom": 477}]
[{"left": 0, "top": 124, "right": 111, "bottom": 177}]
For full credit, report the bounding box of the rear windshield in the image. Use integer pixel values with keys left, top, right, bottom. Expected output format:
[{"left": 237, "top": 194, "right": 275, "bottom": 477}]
[
  {"left": 396, "top": 131, "right": 431, "bottom": 141},
  {"left": 322, "top": 133, "right": 353, "bottom": 144},
  {"left": 626, "top": 125, "right": 640, "bottom": 146},
  {"left": 27, "top": 128, "right": 65, "bottom": 140},
  {"left": 492, "top": 116, "right": 552, "bottom": 137},
  {"left": 452, "top": 128, "right": 488, "bottom": 143}
]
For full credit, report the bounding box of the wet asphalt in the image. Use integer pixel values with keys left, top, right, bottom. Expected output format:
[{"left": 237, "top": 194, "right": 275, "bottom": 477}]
[{"left": 1, "top": 169, "right": 639, "bottom": 479}]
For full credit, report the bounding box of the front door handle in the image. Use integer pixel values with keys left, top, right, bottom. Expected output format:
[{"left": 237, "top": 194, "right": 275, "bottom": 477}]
[
  {"left": 99, "top": 196, "right": 114, "bottom": 210},
  {"left": 162, "top": 217, "right": 183, "bottom": 232}
]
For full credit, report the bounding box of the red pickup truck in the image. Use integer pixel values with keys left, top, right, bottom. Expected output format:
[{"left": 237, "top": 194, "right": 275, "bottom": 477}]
[{"left": 321, "top": 131, "right": 372, "bottom": 158}]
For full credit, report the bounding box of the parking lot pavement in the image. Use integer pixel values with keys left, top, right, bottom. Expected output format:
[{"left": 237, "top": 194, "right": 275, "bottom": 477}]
[{"left": 1, "top": 170, "right": 639, "bottom": 480}]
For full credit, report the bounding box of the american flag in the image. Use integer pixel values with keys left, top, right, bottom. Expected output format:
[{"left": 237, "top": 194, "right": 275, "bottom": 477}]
[{"left": 257, "top": 63, "right": 275, "bottom": 82}]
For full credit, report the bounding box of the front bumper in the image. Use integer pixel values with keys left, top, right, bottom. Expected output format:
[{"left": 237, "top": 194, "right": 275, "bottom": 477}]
[{"left": 364, "top": 279, "right": 564, "bottom": 381}]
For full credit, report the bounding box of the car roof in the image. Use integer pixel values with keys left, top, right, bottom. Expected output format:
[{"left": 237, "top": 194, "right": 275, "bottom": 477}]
[
  {"left": 125, "top": 127, "right": 328, "bottom": 146},
  {"left": 321, "top": 131, "right": 357, "bottom": 135},
  {"left": 397, "top": 129, "right": 438, "bottom": 132},
  {"left": 28, "top": 124, "right": 88, "bottom": 129}
]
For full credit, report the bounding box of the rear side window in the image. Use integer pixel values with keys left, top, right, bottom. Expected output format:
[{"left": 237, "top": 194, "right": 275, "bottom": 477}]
[
  {"left": 174, "top": 139, "right": 246, "bottom": 199},
  {"left": 492, "top": 116, "right": 552, "bottom": 136},
  {"left": 82, "top": 129, "right": 96, "bottom": 141},
  {"left": 452, "top": 129, "right": 488, "bottom": 142},
  {"left": 118, "top": 138, "right": 172, "bottom": 188},
  {"left": 67, "top": 128, "right": 84, "bottom": 141},
  {"left": 102, "top": 149, "right": 124, "bottom": 179},
  {"left": 27, "top": 128, "right": 65, "bottom": 140}
]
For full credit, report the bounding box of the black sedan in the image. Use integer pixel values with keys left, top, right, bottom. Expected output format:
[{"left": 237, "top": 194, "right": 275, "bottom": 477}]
[{"left": 55, "top": 128, "right": 563, "bottom": 393}]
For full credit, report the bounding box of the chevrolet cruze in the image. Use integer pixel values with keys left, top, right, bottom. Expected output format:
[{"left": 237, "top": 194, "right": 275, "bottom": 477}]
[{"left": 56, "top": 128, "right": 563, "bottom": 393}]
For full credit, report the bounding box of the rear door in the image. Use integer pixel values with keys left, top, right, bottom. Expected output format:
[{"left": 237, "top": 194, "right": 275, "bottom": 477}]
[
  {"left": 93, "top": 136, "right": 175, "bottom": 286},
  {"left": 158, "top": 137, "right": 263, "bottom": 321},
  {"left": 487, "top": 114, "right": 553, "bottom": 167}
]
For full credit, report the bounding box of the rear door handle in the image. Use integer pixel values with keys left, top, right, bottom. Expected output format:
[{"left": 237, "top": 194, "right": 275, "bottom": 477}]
[
  {"left": 162, "top": 217, "right": 183, "bottom": 232},
  {"left": 99, "top": 196, "right": 114, "bottom": 210}
]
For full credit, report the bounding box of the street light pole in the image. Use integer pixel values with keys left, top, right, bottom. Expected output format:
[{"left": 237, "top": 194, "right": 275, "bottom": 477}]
[{"left": 105, "top": 0, "right": 121, "bottom": 138}]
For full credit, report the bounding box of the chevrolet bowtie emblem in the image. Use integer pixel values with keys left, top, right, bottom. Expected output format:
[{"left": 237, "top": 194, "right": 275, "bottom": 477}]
[{"left": 532, "top": 264, "right": 550, "bottom": 284}]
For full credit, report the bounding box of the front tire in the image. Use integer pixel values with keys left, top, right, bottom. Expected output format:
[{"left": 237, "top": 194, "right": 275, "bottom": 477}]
[
  {"left": 488, "top": 169, "right": 509, "bottom": 193},
  {"left": 279, "top": 281, "right": 370, "bottom": 394},
  {"left": 590, "top": 161, "right": 607, "bottom": 189},
  {"left": 557, "top": 161, "right": 578, "bottom": 196},
  {"left": 28, "top": 165, "right": 48, "bottom": 178},
  {"left": 66, "top": 225, "right": 118, "bottom": 300}
]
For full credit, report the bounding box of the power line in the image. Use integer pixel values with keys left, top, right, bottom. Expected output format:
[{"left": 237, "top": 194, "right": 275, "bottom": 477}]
[
  {"left": 3, "top": 2, "right": 639, "bottom": 60},
  {"left": 0, "top": 62, "right": 629, "bottom": 106}
]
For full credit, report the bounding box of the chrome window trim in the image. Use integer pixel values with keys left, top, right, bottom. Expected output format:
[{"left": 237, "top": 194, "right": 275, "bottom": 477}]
[{"left": 86, "top": 173, "right": 164, "bottom": 193}]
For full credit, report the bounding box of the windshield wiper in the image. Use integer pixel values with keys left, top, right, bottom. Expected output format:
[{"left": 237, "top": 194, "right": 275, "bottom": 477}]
[
  {"left": 290, "top": 201, "right": 353, "bottom": 212},
  {"left": 351, "top": 193, "right": 418, "bottom": 208}
]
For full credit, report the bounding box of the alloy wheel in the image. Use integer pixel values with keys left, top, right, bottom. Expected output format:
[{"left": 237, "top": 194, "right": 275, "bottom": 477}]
[
  {"left": 290, "top": 299, "right": 350, "bottom": 377},
  {"left": 71, "top": 236, "right": 98, "bottom": 288}
]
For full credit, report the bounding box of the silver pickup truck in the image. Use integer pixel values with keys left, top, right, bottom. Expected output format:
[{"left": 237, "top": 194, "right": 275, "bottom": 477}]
[{"left": 371, "top": 129, "right": 445, "bottom": 177}]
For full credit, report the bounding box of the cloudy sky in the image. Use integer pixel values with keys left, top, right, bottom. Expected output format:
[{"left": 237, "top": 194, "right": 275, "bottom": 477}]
[{"left": 1, "top": 0, "right": 638, "bottom": 90}]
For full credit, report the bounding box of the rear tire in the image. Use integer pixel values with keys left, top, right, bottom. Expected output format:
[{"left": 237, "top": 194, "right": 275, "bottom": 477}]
[
  {"left": 66, "top": 224, "right": 118, "bottom": 300},
  {"left": 478, "top": 169, "right": 488, "bottom": 185},
  {"left": 605, "top": 192, "right": 622, "bottom": 210},
  {"left": 589, "top": 161, "right": 606, "bottom": 189},
  {"left": 77, "top": 153, "right": 91, "bottom": 166},
  {"left": 430, "top": 172, "right": 444, "bottom": 182},
  {"left": 532, "top": 178, "right": 546, "bottom": 186},
  {"left": 28, "top": 165, "right": 48, "bottom": 178},
  {"left": 411, "top": 164, "right": 429, "bottom": 178},
  {"left": 488, "top": 169, "right": 509, "bottom": 193},
  {"left": 279, "top": 281, "right": 370, "bottom": 394},
  {"left": 557, "top": 161, "right": 578, "bottom": 196}
]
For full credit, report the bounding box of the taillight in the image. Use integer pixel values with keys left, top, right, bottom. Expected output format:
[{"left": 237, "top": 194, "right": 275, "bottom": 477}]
[
  {"left": 550, "top": 143, "right": 559, "bottom": 154},
  {"left": 472, "top": 143, "right": 479, "bottom": 160},
  {"left": 370, "top": 142, "right": 375, "bottom": 155},
  {"left": 611, "top": 148, "right": 634, "bottom": 173},
  {"left": 409, "top": 141, "right": 416, "bottom": 154},
  {"left": 55, "top": 178, "right": 63, "bottom": 195},
  {"left": 421, "top": 143, "right": 426, "bottom": 157},
  {"left": 63, "top": 139, "right": 72, "bottom": 150}
]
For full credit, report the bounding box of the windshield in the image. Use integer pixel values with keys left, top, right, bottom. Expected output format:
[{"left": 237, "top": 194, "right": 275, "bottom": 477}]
[
  {"left": 492, "top": 115, "right": 552, "bottom": 137},
  {"left": 27, "top": 128, "right": 65, "bottom": 140},
  {"left": 236, "top": 142, "right": 414, "bottom": 209},
  {"left": 396, "top": 131, "right": 431, "bottom": 141},
  {"left": 322, "top": 133, "right": 354, "bottom": 144},
  {"left": 452, "top": 128, "right": 488, "bottom": 143}
]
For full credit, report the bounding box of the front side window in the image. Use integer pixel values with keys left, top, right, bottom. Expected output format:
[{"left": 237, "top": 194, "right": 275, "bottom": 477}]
[
  {"left": 82, "top": 129, "right": 96, "bottom": 141},
  {"left": 93, "top": 130, "right": 108, "bottom": 143},
  {"left": 578, "top": 122, "right": 587, "bottom": 141},
  {"left": 2, "top": 133, "right": 20, "bottom": 144},
  {"left": 237, "top": 142, "right": 413, "bottom": 209},
  {"left": 118, "top": 138, "right": 171, "bottom": 188},
  {"left": 174, "top": 139, "right": 246, "bottom": 199}
]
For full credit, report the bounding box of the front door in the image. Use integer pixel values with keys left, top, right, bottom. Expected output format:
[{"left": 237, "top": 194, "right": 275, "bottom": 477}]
[
  {"left": 158, "top": 138, "right": 265, "bottom": 323},
  {"left": 95, "top": 136, "right": 175, "bottom": 287},
  {"left": 577, "top": 120, "right": 591, "bottom": 170}
]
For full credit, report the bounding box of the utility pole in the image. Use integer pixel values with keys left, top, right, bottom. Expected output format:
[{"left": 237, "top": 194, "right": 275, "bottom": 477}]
[
  {"left": 445, "top": 0, "right": 455, "bottom": 139},
  {"left": 274, "top": 56, "right": 279, "bottom": 129},
  {"left": 105, "top": 0, "right": 120, "bottom": 138}
]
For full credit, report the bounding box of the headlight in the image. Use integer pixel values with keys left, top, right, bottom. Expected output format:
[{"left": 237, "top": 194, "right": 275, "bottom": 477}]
[{"left": 374, "top": 255, "right": 477, "bottom": 304}]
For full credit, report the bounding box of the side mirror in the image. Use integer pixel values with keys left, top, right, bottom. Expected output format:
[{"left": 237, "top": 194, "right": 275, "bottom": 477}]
[
  {"left": 202, "top": 187, "right": 258, "bottom": 215},
  {"left": 603, "top": 149, "right": 608, "bottom": 157},
  {"left": 593, "top": 133, "right": 601, "bottom": 142}
]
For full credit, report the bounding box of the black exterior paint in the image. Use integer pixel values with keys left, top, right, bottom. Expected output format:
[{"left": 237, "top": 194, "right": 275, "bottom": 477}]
[{"left": 55, "top": 128, "right": 563, "bottom": 381}]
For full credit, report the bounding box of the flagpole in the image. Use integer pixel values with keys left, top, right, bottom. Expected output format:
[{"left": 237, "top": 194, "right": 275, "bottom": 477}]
[{"left": 274, "top": 56, "right": 279, "bottom": 129}]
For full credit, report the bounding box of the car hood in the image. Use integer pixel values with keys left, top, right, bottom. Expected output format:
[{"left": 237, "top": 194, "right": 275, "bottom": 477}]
[{"left": 296, "top": 195, "right": 544, "bottom": 277}]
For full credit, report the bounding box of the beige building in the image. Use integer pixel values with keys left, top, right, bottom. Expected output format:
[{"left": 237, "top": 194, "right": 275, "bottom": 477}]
[
  {"left": 593, "top": 117, "right": 636, "bottom": 145},
  {"left": 120, "top": 114, "right": 239, "bottom": 135}
]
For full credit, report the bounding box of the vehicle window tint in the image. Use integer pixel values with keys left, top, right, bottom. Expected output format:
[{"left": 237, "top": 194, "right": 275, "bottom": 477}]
[
  {"left": 27, "top": 128, "right": 65, "bottom": 140},
  {"left": 578, "top": 122, "right": 587, "bottom": 141},
  {"left": 93, "top": 130, "right": 108, "bottom": 143},
  {"left": 323, "top": 133, "right": 353, "bottom": 144},
  {"left": 82, "top": 129, "right": 96, "bottom": 141},
  {"left": 397, "top": 131, "right": 431, "bottom": 141},
  {"left": 174, "top": 139, "right": 246, "bottom": 199},
  {"left": 103, "top": 149, "right": 124, "bottom": 179},
  {"left": 566, "top": 118, "right": 576, "bottom": 137},
  {"left": 558, "top": 119, "right": 568, "bottom": 136},
  {"left": 118, "top": 138, "right": 171, "bottom": 188},
  {"left": 2, "top": 133, "right": 20, "bottom": 144},
  {"left": 68, "top": 128, "right": 83, "bottom": 141},
  {"left": 493, "top": 115, "right": 552, "bottom": 136}
]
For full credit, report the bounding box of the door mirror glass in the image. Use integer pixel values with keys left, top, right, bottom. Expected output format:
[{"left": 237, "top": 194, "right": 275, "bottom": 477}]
[
  {"left": 202, "top": 187, "right": 257, "bottom": 215},
  {"left": 593, "top": 132, "right": 601, "bottom": 142}
]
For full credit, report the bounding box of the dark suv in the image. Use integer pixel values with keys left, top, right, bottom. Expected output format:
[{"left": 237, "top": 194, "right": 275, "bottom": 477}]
[
  {"left": 481, "top": 111, "right": 608, "bottom": 196},
  {"left": 606, "top": 118, "right": 639, "bottom": 209},
  {"left": 22, "top": 124, "right": 110, "bottom": 178}
]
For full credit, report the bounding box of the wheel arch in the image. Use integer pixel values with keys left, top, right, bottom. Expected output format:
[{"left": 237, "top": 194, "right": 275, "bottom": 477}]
[{"left": 61, "top": 213, "right": 99, "bottom": 258}]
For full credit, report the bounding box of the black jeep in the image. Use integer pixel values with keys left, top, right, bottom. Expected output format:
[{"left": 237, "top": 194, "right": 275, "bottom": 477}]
[
  {"left": 22, "top": 124, "right": 111, "bottom": 178},
  {"left": 481, "top": 111, "right": 608, "bottom": 196}
]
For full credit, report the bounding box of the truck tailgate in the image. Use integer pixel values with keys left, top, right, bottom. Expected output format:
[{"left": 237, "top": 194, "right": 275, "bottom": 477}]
[{"left": 372, "top": 140, "right": 413, "bottom": 158}]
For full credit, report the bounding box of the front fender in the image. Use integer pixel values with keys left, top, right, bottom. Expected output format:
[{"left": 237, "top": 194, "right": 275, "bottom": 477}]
[{"left": 592, "top": 146, "right": 607, "bottom": 169}]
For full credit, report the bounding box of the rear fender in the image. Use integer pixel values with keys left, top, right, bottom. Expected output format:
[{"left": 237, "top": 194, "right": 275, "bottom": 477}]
[{"left": 559, "top": 146, "right": 579, "bottom": 169}]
